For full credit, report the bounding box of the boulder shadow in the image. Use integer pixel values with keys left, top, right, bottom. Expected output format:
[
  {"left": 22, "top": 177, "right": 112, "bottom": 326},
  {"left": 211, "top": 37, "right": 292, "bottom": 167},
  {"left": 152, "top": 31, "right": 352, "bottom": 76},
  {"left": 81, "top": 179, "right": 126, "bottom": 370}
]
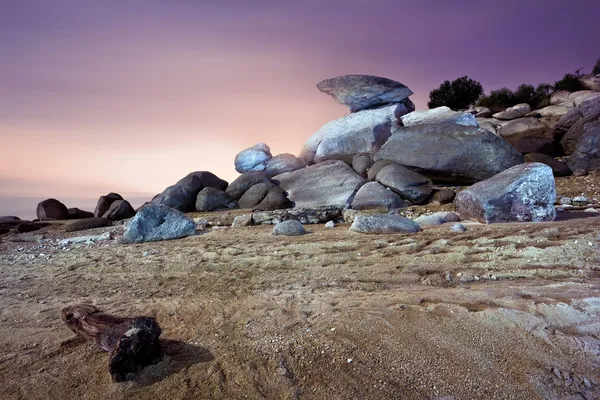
[
  {"left": 132, "top": 339, "right": 214, "bottom": 386},
  {"left": 555, "top": 211, "right": 600, "bottom": 221}
]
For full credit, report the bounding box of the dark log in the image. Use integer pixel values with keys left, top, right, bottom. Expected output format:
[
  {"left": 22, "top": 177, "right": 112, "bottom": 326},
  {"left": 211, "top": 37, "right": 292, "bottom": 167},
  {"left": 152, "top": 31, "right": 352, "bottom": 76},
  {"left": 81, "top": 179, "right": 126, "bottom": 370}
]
[{"left": 61, "top": 304, "right": 162, "bottom": 382}]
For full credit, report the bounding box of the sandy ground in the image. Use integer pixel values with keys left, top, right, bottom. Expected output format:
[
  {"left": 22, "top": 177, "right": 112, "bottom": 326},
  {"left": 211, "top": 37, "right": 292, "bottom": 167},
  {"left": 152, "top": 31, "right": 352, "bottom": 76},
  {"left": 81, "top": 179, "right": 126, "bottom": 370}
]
[{"left": 1, "top": 205, "right": 599, "bottom": 400}]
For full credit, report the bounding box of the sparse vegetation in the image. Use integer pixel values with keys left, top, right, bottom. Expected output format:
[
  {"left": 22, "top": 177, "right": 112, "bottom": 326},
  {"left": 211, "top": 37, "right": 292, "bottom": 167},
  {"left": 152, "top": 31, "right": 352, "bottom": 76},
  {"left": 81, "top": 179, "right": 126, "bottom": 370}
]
[
  {"left": 427, "top": 76, "right": 483, "bottom": 110},
  {"left": 554, "top": 73, "right": 585, "bottom": 92},
  {"left": 476, "top": 83, "right": 552, "bottom": 112},
  {"left": 593, "top": 58, "right": 600, "bottom": 75}
]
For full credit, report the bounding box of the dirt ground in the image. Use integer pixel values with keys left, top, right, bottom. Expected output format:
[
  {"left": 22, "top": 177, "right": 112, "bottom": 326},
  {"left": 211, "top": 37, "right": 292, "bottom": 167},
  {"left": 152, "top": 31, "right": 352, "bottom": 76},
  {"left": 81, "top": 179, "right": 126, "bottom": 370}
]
[{"left": 1, "top": 184, "right": 600, "bottom": 399}]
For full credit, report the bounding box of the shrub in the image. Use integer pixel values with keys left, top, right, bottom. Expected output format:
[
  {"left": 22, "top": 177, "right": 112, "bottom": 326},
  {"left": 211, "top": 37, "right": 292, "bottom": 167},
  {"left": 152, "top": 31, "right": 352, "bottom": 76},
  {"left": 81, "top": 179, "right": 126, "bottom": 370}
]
[
  {"left": 477, "top": 88, "right": 515, "bottom": 112},
  {"left": 554, "top": 73, "right": 584, "bottom": 92},
  {"left": 593, "top": 58, "right": 600, "bottom": 75},
  {"left": 477, "top": 83, "right": 552, "bottom": 112},
  {"left": 427, "top": 76, "right": 483, "bottom": 110}
]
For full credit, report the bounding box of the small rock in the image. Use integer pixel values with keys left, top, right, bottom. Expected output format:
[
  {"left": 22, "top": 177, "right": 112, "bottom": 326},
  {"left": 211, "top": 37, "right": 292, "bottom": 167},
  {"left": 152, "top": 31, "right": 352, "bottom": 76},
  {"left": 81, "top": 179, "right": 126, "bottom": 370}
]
[
  {"left": 584, "top": 208, "right": 599, "bottom": 213},
  {"left": 272, "top": 220, "right": 306, "bottom": 236},
  {"left": 232, "top": 214, "right": 252, "bottom": 228},
  {"left": 325, "top": 221, "right": 335, "bottom": 228},
  {"left": 350, "top": 214, "right": 421, "bottom": 234},
  {"left": 573, "top": 196, "right": 589, "bottom": 205},
  {"left": 450, "top": 223, "right": 467, "bottom": 232},
  {"left": 559, "top": 197, "right": 573, "bottom": 205}
]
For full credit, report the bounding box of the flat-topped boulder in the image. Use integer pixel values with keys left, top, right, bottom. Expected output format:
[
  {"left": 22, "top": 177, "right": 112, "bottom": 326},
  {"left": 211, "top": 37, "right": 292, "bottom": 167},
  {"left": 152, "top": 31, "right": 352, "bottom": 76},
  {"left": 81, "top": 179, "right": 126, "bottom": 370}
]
[
  {"left": 374, "top": 123, "right": 523, "bottom": 184},
  {"left": 317, "top": 75, "right": 413, "bottom": 112},
  {"left": 300, "top": 104, "right": 407, "bottom": 164},
  {"left": 493, "top": 103, "right": 531, "bottom": 120},
  {"left": 400, "top": 106, "right": 478, "bottom": 127},
  {"left": 273, "top": 160, "right": 366, "bottom": 208},
  {"left": 455, "top": 163, "right": 556, "bottom": 223}
]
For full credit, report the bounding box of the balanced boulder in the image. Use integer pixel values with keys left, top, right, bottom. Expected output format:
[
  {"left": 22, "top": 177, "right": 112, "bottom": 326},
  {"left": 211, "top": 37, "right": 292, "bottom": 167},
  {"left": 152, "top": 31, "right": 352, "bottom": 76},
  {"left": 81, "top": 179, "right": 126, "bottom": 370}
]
[
  {"left": 454, "top": 163, "right": 556, "bottom": 223},
  {"left": 400, "top": 106, "right": 478, "bottom": 127},
  {"left": 299, "top": 104, "right": 406, "bottom": 164},
  {"left": 317, "top": 75, "right": 413, "bottom": 112},
  {"left": 350, "top": 214, "right": 421, "bottom": 234},
  {"left": 36, "top": 198, "right": 69, "bottom": 220},
  {"left": 273, "top": 160, "right": 366, "bottom": 208},
  {"left": 265, "top": 153, "right": 306, "bottom": 176},
  {"left": 122, "top": 204, "right": 197, "bottom": 243},
  {"left": 94, "top": 193, "right": 123, "bottom": 218},
  {"left": 234, "top": 143, "right": 272, "bottom": 173},
  {"left": 351, "top": 182, "right": 408, "bottom": 210},
  {"left": 195, "top": 187, "right": 237, "bottom": 212},
  {"left": 375, "top": 163, "right": 432, "bottom": 204},
  {"left": 375, "top": 123, "right": 523, "bottom": 184},
  {"left": 102, "top": 200, "right": 136, "bottom": 221}
]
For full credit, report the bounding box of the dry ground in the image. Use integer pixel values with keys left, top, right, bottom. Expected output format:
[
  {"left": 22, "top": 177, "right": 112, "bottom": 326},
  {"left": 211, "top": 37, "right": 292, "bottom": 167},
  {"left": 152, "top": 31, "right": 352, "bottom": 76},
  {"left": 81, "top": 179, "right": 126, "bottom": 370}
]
[{"left": 1, "top": 208, "right": 600, "bottom": 400}]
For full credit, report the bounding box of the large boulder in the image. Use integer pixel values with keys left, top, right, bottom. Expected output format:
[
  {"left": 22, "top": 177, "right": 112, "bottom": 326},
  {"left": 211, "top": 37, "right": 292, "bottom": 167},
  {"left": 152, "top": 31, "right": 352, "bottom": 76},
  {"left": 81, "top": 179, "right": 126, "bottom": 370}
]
[
  {"left": 492, "top": 103, "right": 531, "bottom": 120},
  {"left": 225, "top": 171, "right": 271, "bottom": 200},
  {"left": 528, "top": 105, "right": 569, "bottom": 118},
  {"left": 238, "top": 182, "right": 275, "bottom": 209},
  {"left": 195, "top": 188, "right": 237, "bottom": 212},
  {"left": 555, "top": 97, "right": 600, "bottom": 131},
  {"left": 102, "top": 200, "right": 136, "bottom": 221},
  {"left": 375, "top": 163, "right": 432, "bottom": 204},
  {"left": 454, "top": 163, "right": 556, "bottom": 223},
  {"left": 400, "top": 107, "right": 478, "bottom": 127},
  {"left": 273, "top": 160, "right": 366, "bottom": 208},
  {"left": 550, "top": 90, "right": 571, "bottom": 105},
  {"left": 349, "top": 214, "right": 421, "bottom": 234},
  {"left": 299, "top": 104, "right": 408, "bottom": 164},
  {"left": 151, "top": 185, "right": 195, "bottom": 212},
  {"left": 557, "top": 91, "right": 600, "bottom": 108},
  {"left": 367, "top": 159, "right": 396, "bottom": 181},
  {"left": 67, "top": 208, "right": 94, "bottom": 220},
  {"left": 234, "top": 143, "right": 272, "bottom": 173},
  {"left": 265, "top": 154, "right": 306, "bottom": 176},
  {"left": 176, "top": 171, "right": 228, "bottom": 194},
  {"left": 94, "top": 193, "right": 123, "bottom": 218},
  {"left": 351, "top": 182, "right": 408, "bottom": 210},
  {"left": 524, "top": 153, "right": 571, "bottom": 177},
  {"left": 253, "top": 186, "right": 291, "bottom": 211},
  {"left": 374, "top": 123, "right": 524, "bottom": 184},
  {"left": 36, "top": 198, "right": 69, "bottom": 220},
  {"left": 567, "top": 121, "right": 600, "bottom": 174},
  {"left": 122, "top": 204, "right": 197, "bottom": 243},
  {"left": 316, "top": 75, "right": 413, "bottom": 112},
  {"left": 497, "top": 117, "right": 556, "bottom": 155}
]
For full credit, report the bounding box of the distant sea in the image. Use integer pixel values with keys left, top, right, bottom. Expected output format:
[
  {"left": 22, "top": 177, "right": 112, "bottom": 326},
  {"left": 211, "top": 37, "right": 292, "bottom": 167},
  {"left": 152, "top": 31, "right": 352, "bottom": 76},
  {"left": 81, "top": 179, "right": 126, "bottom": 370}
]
[{"left": 0, "top": 195, "right": 153, "bottom": 220}]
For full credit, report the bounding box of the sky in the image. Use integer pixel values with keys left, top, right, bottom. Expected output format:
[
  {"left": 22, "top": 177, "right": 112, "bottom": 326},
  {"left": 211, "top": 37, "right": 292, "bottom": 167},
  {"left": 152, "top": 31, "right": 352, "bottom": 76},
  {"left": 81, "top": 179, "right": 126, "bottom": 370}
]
[{"left": 1, "top": 0, "right": 599, "bottom": 219}]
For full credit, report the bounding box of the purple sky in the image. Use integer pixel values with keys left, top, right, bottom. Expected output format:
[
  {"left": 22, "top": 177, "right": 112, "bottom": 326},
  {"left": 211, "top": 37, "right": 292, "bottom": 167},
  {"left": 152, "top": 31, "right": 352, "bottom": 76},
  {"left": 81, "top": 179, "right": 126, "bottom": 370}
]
[{"left": 1, "top": 0, "right": 599, "bottom": 218}]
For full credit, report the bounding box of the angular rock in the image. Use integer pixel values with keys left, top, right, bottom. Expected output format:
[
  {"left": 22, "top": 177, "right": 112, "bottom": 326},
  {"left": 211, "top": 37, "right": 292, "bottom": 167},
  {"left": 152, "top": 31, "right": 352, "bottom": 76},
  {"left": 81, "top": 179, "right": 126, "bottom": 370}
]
[
  {"left": 265, "top": 154, "right": 306, "bottom": 176},
  {"left": 225, "top": 171, "right": 271, "bottom": 200},
  {"left": 273, "top": 161, "right": 366, "bottom": 208},
  {"left": 567, "top": 121, "right": 600, "bottom": 174},
  {"left": 401, "top": 106, "right": 478, "bottom": 127},
  {"left": 351, "top": 182, "right": 408, "bottom": 210},
  {"left": 414, "top": 212, "right": 461, "bottom": 227},
  {"left": 524, "top": 153, "right": 571, "bottom": 177},
  {"left": 68, "top": 208, "right": 94, "bottom": 220},
  {"left": 102, "top": 200, "right": 136, "bottom": 221},
  {"left": 367, "top": 160, "right": 396, "bottom": 181},
  {"left": 299, "top": 104, "right": 406, "bottom": 164},
  {"left": 497, "top": 118, "right": 555, "bottom": 155},
  {"left": 238, "top": 182, "right": 276, "bottom": 209},
  {"left": 232, "top": 214, "right": 252, "bottom": 228},
  {"left": 317, "top": 75, "right": 413, "bottom": 112},
  {"left": 375, "top": 123, "right": 524, "bottom": 184},
  {"left": 493, "top": 103, "right": 531, "bottom": 120},
  {"left": 195, "top": 187, "right": 237, "bottom": 212},
  {"left": 375, "top": 163, "right": 432, "bottom": 204},
  {"left": 352, "top": 153, "right": 374, "bottom": 177},
  {"left": 252, "top": 206, "right": 343, "bottom": 225},
  {"left": 65, "top": 217, "right": 110, "bottom": 232},
  {"left": 36, "top": 198, "right": 69, "bottom": 220},
  {"left": 555, "top": 97, "right": 600, "bottom": 131},
  {"left": 176, "top": 171, "right": 228, "bottom": 194},
  {"left": 454, "top": 163, "right": 556, "bottom": 223},
  {"left": 234, "top": 143, "right": 272, "bottom": 173},
  {"left": 272, "top": 220, "right": 306, "bottom": 236},
  {"left": 254, "top": 186, "right": 291, "bottom": 211},
  {"left": 122, "top": 204, "right": 197, "bottom": 243},
  {"left": 349, "top": 214, "right": 421, "bottom": 234},
  {"left": 151, "top": 185, "right": 195, "bottom": 212},
  {"left": 94, "top": 193, "right": 123, "bottom": 218}
]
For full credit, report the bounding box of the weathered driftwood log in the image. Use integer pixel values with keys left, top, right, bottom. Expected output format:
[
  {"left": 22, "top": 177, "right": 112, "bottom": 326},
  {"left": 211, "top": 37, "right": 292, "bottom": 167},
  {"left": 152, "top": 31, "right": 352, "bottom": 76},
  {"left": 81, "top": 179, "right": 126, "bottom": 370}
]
[{"left": 61, "top": 304, "right": 162, "bottom": 382}]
